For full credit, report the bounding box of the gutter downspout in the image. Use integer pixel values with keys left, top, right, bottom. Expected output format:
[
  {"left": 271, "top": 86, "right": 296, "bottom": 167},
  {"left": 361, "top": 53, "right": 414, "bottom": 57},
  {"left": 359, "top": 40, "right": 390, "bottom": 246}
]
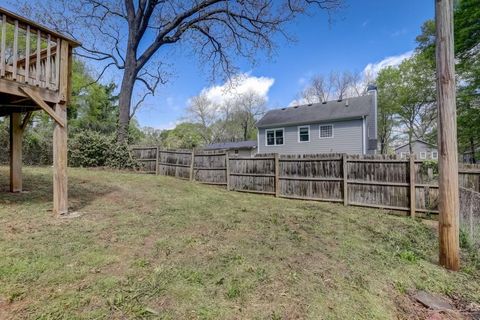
[
  {"left": 257, "top": 128, "right": 260, "bottom": 155},
  {"left": 362, "top": 116, "right": 366, "bottom": 155}
]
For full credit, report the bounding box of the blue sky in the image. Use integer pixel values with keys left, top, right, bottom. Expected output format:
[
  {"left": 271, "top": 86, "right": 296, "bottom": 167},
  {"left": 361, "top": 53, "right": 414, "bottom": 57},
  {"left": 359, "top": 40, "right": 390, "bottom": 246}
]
[
  {"left": 5, "top": 1, "right": 434, "bottom": 130},
  {"left": 136, "top": 1, "right": 434, "bottom": 130}
]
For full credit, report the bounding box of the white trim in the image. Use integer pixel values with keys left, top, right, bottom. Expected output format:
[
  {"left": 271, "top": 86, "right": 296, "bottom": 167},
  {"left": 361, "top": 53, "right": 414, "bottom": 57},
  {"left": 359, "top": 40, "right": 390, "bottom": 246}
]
[
  {"left": 297, "top": 125, "right": 310, "bottom": 143},
  {"left": 319, "top": 124, "right": 334, "bottom": 139},
  {"left": 265, "top": 128, "right": 285, "bottom": 146},
  {"left": 431, "top": 151, "right": 438, "bottom": 160},
  {"left": 420, "top": 152, "right": 427, "bottom": 160}
]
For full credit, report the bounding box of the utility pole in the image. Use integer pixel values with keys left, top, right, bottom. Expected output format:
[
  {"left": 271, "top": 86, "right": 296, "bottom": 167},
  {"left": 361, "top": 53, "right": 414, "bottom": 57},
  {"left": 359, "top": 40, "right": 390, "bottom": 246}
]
[{"left": 435, "top": 0, "right": 460, "bottom": 271}]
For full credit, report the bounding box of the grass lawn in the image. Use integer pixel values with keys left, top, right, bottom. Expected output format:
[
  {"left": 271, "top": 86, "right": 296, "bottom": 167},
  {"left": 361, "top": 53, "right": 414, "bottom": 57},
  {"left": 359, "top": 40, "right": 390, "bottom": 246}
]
[{"left": 0, "top": 166, "right": 479, "bottom": 319}]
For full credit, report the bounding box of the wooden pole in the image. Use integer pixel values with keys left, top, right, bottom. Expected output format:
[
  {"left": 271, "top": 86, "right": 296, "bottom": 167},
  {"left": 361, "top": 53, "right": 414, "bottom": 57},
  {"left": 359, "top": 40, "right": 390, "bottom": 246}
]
[
  {"left": 409, "top": 155, "right": 416, "bottom": 217},
  {"left": 9, "top": 113, "right": 23, "bottom": 192},
  {"left": 343, "top": 154, "right": 348, "bottom": 206},
  {"left": 274, "top": 153, "right": 280, "bottom": 197},
  {"left": 225, "top": 152, "right": 230, "bottom": 191},
  {"left": 435, "top": 0, "right": 460, "bottom": 271}
]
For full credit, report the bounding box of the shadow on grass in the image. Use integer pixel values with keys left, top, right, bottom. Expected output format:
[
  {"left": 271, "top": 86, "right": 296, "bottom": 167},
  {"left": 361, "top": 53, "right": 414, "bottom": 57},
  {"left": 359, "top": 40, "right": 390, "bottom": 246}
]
[{"left": 0, "top": 167, "right": 118, "bottom": 212}]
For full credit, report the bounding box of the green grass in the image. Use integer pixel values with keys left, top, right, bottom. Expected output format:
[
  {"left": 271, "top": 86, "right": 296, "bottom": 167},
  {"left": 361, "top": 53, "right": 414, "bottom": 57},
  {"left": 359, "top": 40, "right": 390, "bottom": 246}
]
[{"left": 0, "top": 166, "right": 479, "bottom": 319}]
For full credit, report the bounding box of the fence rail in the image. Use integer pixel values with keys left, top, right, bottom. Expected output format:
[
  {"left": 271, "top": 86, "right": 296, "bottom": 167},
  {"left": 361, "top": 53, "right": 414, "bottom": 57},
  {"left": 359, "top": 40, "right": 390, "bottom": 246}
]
[{"left": 131, "top": 147, "right": 480, "bottom": 218}]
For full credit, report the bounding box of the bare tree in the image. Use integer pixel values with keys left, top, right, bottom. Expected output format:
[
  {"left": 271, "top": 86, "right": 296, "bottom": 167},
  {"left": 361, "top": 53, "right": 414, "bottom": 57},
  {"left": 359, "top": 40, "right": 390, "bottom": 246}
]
[
  {"left": 186, "top": 93, "right": 217, "bottom": 144},
  {"left": 16, "top": 0, "right": 342, "bottom": 143},
  {"left": 300, "top": 70, "right": 363, "bottom": 103},
  {"left": 231, "top": 90, "right": 267, "bottom": 140}
]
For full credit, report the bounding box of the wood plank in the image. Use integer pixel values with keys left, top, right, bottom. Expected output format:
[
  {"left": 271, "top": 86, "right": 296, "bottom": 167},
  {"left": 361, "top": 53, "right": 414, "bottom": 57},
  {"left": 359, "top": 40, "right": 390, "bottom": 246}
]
[
  {"left": 343, "top": 154, "right": 348, "bottom": 206},
  {"left": 0, "top": 79, "right": 60, "bottom": 103},
  {"left": 280, "top": 157, "right": 342, "bottom": 162},
  {"left": 45, "top": 34, "right": 51, "bottom": 88},
  {"left": 348, "top": 159, "right": 408, "bottom": 163},
  {"left": 155, "top": 146, "right": 159, "bottom": 175},
  {"left": 230, "top": 156, "right": 275, "bottom": 160},
  {"left": 19, "top": 86, "right": 65, "bottom": 126},
  {"left": 198, "top": 181, "right": 227, "bottom": 186},
  {"left": 194, "top": 152, "right": 227, "bottom": 157},
  {"left": 55, "top": 38, "right": 60, "bottom": 89},
  {"left": 346, "top": 180, "right": 409, "bottom": 187},
  {"left": 0, "top": 14, "right": 6, "bottom": 77},
  {"left": 12, "top": 19, "right": 18, "bottom": 81},
  {"left": 231, "top": 173, "right": 275, "bottom": 177},
  {"left": 275, "top": 153, "right": 280, "bottom": 197},
  {"left": 190, "top": 150, "right": 195, "bottom": 181},
  {"left": 279, "top": 195, "right": 343, "bottom": 203},
  {"left": 194, "top": 167, "right": 226, "bottom": 170},
  {"left": 225, "top": 152, "right": 230, "bottom": 191},
  {"left": 25, "top": 25, "right": 30, "bottom": 83},
  {"left": 280, "top": 176, "right": 343, "bottom": 182},
  {"left": 410, "top": 155, "right": 416, "bottom": 217},
  {"left": 36, "top": 30, "right": 41, "bottom": 85},
  {"left": 9, "top": 113, "right": 23, "bottom": 192},
  {"left": 159, "top": 162, "right": 190, "bottom": 167},
  {"left": 232, "top": 188, "right": 276, "bottom": 195},
  {"left": 349, "top": 201, "right": 410, "bottom": 212}
]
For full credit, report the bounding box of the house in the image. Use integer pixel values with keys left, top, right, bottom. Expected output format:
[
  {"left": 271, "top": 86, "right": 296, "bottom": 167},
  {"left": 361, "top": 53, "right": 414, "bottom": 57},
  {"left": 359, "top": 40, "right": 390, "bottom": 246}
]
[
  {"left": 203, "top": 140, "right": 257, "bottom": 157},
  {"left": 255, "top": 86, "right": 378, "bottom": 155},
  {"left": 394, "top": 139, "right": 438, "bottom": 160}
]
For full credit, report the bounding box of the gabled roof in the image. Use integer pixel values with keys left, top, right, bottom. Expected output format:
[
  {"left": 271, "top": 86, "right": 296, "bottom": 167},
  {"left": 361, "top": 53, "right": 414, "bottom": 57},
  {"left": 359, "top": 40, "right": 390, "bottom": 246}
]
[
  {"left": 256, "top": 94, "right": 374, "bottom": 128},
  {"left": 394, "top": 139, "right": 437, "bottom": 151},
  {"left": 204, "top": 140, "right": 257, "bottom": 150}
]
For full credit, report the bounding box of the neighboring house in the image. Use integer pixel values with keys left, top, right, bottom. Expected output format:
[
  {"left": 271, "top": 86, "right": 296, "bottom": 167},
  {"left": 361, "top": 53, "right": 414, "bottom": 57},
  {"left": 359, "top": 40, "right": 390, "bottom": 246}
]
[
  {"left": 255, "top": 86, "right": 378, "bottom": 155},
  {"left": 394, "top": 139, "right": 438, "bottom": 160},
  {"left": 203, "top": 140, "right": 257, "bottom": 157}
]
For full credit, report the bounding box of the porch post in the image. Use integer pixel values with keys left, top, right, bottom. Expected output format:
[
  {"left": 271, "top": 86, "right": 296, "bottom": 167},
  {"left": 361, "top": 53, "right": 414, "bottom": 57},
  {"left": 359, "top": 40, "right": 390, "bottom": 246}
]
[
  {"left": 53, "top": 103, "right": 68, "bottom": 215},
  {"left": 9, "top": 112, "right": 22, "bottom": 192}
]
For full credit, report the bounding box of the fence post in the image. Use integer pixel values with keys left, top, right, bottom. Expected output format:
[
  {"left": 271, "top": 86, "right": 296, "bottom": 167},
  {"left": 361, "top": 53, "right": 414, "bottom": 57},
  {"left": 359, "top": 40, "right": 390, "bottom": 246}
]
[
  {"left": 225, "top": 152, "right": 230, "bottom": 191},
  {"left": 410, "top": 155, "right": 416, "bottom": 217},
  {"left": 155, "top": 147, "right": 159, "bottom": 175},
  {"left": 190, "top": 149, "right": 195, "bottom": 181},
  {"left": 274, "top": 153, "right": 280, "bottom": 197},
  {"left": 343, "top": 154, "right": 348, "bottom": 206}
]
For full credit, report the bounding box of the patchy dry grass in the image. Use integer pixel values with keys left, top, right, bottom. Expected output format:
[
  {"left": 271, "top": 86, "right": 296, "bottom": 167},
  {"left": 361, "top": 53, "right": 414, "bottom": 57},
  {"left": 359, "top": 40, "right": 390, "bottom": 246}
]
[{"left": 0, "top": 166, "right": 479, "bottom": 319}]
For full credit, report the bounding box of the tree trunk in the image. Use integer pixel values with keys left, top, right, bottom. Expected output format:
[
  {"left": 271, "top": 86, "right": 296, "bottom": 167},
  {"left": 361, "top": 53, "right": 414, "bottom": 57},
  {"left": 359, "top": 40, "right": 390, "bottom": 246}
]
[{"left": 117, "top": 48, "right": 138, "bottom": 144}]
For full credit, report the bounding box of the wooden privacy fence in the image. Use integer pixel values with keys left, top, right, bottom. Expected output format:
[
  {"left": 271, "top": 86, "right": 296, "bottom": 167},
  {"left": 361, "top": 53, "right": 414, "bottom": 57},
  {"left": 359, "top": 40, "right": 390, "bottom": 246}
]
[{"left": 131, "top": 147, "right": 480, "bottom": 217}]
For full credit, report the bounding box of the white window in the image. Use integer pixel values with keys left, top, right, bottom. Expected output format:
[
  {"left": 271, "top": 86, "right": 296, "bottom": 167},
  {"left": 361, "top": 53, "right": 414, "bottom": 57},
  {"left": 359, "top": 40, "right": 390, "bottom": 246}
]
[
  {"left": 431, "top": 151, "right": 438, "bottom": 160},
  {"left": 266, "top": 128, "right": 284, "bottom": 146},
  {"left": 420, "top": 152, "right": 427, "bottom": 160},
  {"left": 298, "top": 126, "right": 310, "bottom": 142},
  {"left": 319, "top": 124, "right": 333, "bottom": 139},
  {"left": 400, "top": 152, "right": 409, "bottom": 159}
]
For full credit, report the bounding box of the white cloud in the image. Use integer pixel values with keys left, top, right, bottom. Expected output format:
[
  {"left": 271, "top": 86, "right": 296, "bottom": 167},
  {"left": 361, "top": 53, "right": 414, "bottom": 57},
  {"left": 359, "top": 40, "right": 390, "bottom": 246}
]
[
  {"left": 200, "top": 73, "right": 275, "bottom": 105},
  {"left": 363, "top": 50, "right": 413, "bottom": 78}
]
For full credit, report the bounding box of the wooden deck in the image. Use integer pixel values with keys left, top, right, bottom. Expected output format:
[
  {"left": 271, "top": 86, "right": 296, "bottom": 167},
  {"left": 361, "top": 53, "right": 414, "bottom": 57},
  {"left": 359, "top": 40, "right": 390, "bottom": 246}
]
[{"left": 0, "top": 6, "right": 79, "bottom": 216}]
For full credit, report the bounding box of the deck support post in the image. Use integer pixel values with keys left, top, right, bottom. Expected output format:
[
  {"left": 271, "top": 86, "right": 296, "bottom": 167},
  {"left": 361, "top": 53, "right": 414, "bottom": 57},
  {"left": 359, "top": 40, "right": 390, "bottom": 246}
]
[
  {"left": 52, "top": 102, "right": 68, "bottom": 215},
  {"left": 9, "top": 112, "right": 23, "bottom": 192}
]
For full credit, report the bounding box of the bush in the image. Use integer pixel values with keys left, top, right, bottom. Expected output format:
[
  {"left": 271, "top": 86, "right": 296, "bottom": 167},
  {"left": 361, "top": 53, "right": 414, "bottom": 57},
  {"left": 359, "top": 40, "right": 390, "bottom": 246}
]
[{"left": 69, "top": 130, "right": 138, "bottom": 169}]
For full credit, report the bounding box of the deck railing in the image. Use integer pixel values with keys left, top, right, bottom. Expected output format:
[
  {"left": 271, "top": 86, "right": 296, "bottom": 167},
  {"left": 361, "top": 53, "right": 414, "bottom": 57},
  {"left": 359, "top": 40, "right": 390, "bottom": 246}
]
[{"left": 0, "top": 12, "right": 60, "bottom": 91}]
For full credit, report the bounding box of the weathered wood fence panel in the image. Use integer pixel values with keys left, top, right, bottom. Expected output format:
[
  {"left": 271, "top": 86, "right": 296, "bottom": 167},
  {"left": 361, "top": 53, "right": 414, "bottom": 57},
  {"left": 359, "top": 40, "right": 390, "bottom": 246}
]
[
  {"left": 229, "top": 156, "right": 275, "bottom": 194},
  {"left": 130, "top": 147, "right": 480, "bottom": 217},
  {"left": 193, "top": 151, "right": 227, "bottom": 185}
]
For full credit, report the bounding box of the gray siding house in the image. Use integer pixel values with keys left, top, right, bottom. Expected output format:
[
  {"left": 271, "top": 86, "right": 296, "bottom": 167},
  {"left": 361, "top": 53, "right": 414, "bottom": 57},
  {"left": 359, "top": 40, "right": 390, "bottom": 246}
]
[
  {"left": 203, "top": 140, "right": 257, "bottom": 157},
  {"left": 394, "top": 139, "right": 438, "bottom": 160},
  {"left": 256, "top": 87, "right": 378, "bottom": 155}
]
